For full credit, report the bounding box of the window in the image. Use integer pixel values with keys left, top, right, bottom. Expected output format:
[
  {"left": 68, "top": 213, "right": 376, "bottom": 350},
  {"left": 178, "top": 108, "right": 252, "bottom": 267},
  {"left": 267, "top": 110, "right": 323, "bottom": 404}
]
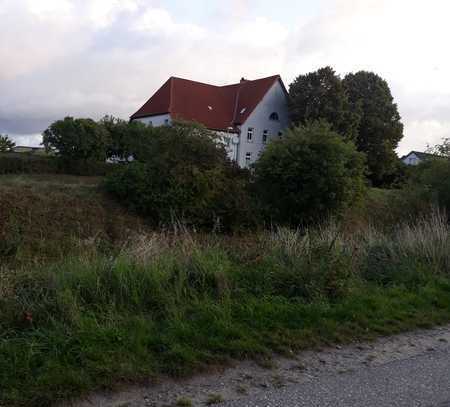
[
  {"left": 247, "top": 127, "right": 254, "bottom": 143},
  {"left": 269, "top": 112, "right": 279, "bottom": 121},
  {"left": 262, "top": 130, "right": 268, "bottom": 144},
  {"left": 164, "top": 118, "right": 169, "bottom": 125},
  {"left": 278, "top": 131, "right": 283, "bottom": 138},
  {"left": 148, "top": 120, "right": 153, "bottom": 126},
  {"left": 245, "top": 152, "right": 252, "bottom": 165}
]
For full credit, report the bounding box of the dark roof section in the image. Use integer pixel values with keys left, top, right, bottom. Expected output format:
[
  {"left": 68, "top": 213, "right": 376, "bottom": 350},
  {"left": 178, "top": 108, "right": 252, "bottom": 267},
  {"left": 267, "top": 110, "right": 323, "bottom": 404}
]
[
  {"left": 130, "top": 75, "right": 285, "bottom": 131},
  {"left": 401, "top": 150, "right": 443, "bottom": 160}
]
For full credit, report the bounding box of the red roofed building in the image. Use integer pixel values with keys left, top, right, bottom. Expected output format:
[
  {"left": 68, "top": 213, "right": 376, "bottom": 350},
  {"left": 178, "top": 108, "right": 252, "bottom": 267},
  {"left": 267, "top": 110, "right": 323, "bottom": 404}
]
[{"left": 130, "top": 75, "right": 290, "bottom": 167}]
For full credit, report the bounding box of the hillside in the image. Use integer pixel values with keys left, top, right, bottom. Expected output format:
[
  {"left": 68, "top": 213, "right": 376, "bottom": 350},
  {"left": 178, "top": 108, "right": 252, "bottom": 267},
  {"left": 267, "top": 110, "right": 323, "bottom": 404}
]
[{"left": 0, "top": 174, "right": 147, "bottom": 265}]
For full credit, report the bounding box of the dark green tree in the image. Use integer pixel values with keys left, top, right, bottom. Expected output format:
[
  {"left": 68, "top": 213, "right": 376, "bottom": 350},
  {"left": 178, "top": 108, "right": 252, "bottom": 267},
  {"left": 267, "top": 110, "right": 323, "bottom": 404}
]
[
  {"left": 0, "top": 134, "right": 15, "bottom": 152},
  {"left": 254, "top": 121, "right": 366, "bottom": 226},
  {"left": 42, "top": 117, "right": 111, "bottom": 162},
  {"left": 343, "top": 71, "right": 404, "bottom": 186},
  {"left": 289, "top": 66, "right": 360, "bottom": 141},
  {"left": 100, "top": 116, "right": 150, "bottom": 161},
  {"left": 105, "top": 121, "right": 253, "bottom": 230}
]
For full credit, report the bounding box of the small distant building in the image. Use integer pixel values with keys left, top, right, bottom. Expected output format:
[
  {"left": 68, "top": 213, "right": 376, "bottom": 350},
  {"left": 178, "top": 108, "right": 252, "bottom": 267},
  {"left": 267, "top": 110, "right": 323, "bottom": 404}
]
[
  {"left": 130, "top": 75, "right": 290, "bottom": 168},
  {"left": 401, "top": 151, "right": 442, "bottom": 166},
  {"left": 12, "top": 146, "right": 47, "bottom": 155}
]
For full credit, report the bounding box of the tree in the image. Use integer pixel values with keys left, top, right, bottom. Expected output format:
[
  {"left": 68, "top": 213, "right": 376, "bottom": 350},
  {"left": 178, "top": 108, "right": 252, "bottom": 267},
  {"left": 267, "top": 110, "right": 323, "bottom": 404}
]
[
  {"left": 42, "top": 117, "right": 111, "bottom": 162},
  {"left": 427, "top": 137, "right": 450, "bottom": 157},
  {"left": 253, "top": 121, "right": 366, "bottom": 226},
  {"left": 289, "top": 66, "right": 360, "bottom": 142},
  {"left": 105, "top": 122, "right": 253, "bottom": 230},
  {"left": 0, "top": 135, "right": 15, "bottom": 152},
  {"left": 100, "top": 115, "right": 150, "bottom": 161},
  {"left": 343, "top": 71, "right": 404, "bottom": 186}
]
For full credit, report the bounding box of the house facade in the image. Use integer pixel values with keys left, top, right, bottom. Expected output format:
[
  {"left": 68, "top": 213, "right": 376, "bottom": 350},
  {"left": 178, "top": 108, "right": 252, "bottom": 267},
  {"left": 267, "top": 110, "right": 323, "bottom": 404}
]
[
  {"left": 130, "top": 75, "right": 290, "bottom": 167},
  {"left": 401, "top": 151, "right": 441, "bottom": 166}
]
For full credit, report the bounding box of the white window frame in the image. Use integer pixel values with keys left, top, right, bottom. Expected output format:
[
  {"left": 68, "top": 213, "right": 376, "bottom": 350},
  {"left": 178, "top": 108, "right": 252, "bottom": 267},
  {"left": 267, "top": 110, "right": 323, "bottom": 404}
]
[
  {"left": 247, "top": 127, "right": 254, "bottom": 143},
  {"left": 262, "top": 130, "right": 268, "bottom": 144},
  {"left": 245, "top": 152, "right": 252, "bottom": 165}
]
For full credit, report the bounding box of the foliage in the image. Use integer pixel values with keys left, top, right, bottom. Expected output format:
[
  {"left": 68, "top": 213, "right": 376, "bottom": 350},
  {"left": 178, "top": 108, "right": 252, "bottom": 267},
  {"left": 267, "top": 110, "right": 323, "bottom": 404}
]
[
  {"left": 0, "top": 152, "right": 113, "bottom": 176},
  {"left": 100, "top": 115, "right": 150, "bottom": 161},
  {"left": 0, "top": 175, "right": 146, "bottom": 267},
  {"left": 42, "top": 117, "right": 111, "bottom": 162},
  {"left": 410, "top": 158, "right": 450, "bottom": 216},
  {"left": 427, "top": 137, "right": 450, "bottom": 158},
  {"left": 0, "top": 134, "right": 15, "bottom": 152},
  {"left": 253, "top": 121, "right": 367, "bottom": 226},
  {"left": 288, "top": 66, "right": 360, "bottom": 142},
  {"left": 105, "top": 122, "right": 254, "bottom": 231},
  {"left": 2, "top": 215, "right": 450, "bottom": 406},
  {"left": 343, "top": 71, "right": 404, "bottom": 186}
]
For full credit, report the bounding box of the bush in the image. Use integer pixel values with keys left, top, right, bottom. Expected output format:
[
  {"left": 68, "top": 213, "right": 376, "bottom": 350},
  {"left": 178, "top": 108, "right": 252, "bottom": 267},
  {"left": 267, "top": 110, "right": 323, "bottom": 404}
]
[
  {"left": 100, "top": 115, "right": 150, "bottom": 161},
  {"left": 254, "top": 121, "right": 367, "bottom": 226},
  {"left": 42, "top": 117, "right": 111, "bottom": 163},
  {"left": 411, "top": 158, "right": 450, "bottom": 216},
  {"left": 0, "top": 153, "right": 114, "bottom": 176},
  {"left": 0, "top": 153, "right": 59, "bottom": 174},
  {"left": 105, "top": 122, "right": 254, "bottom": 231}
]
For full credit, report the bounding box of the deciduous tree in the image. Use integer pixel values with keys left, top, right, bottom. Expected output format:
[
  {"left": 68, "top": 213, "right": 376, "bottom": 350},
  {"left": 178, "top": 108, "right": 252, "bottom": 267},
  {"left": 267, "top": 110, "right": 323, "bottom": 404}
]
[{"left": 343, "top": 71, "right": 404, "bottom": 186}]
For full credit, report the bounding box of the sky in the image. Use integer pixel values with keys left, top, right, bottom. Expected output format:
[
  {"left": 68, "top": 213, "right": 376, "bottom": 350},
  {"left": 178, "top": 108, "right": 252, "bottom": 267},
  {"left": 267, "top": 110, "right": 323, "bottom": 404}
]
[{"left": 1, "top": 0, "right": 449, "bottom": 154}]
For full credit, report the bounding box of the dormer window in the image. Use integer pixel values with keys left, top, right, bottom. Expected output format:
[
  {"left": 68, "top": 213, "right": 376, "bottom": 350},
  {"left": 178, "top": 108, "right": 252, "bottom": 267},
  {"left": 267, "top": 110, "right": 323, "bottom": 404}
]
[{"left": 269, "top": 112, "right": 279, "bottom": 121}]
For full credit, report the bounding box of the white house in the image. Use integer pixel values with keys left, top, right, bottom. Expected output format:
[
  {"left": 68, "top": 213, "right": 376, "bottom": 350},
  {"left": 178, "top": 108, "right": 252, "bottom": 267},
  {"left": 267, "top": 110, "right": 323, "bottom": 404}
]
[
  {"left": 130, "top": 75, "right": 290, "bottom": 167},
  {"left": 401, "top": 151, "right": 441, "bottom": 166}
]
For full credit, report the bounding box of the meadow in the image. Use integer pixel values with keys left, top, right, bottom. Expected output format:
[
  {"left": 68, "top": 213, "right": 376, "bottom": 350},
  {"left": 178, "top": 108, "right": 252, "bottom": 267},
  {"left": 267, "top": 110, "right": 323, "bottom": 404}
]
[{"left": 1, "top": 175, "right": 450, "bottom": 406}]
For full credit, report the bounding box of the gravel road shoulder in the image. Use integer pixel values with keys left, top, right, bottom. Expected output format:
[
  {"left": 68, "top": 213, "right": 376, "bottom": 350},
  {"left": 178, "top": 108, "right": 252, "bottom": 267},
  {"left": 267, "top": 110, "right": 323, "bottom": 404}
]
[{"left": 64, "top": 325, "right": 450, "bottom": 407}]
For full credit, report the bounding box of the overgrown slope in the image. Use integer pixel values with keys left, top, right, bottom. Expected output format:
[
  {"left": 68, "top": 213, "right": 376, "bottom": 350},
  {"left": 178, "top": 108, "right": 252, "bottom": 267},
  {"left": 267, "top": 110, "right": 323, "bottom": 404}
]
[{"left": 0, "top": 174, "right": 147, "bottom": 265}]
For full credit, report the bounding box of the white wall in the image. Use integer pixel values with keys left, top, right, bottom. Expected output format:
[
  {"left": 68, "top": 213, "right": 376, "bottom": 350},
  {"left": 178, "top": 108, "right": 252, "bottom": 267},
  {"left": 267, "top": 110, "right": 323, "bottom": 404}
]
[
  {"left": 402, "top": 153, "right": 420, "bottom": 166},
  {"left": 135, "top": 113, "right": 171, "bottom": 127},
  {"left": 237, "top": 80, "right": 290, "bottom": 168}
]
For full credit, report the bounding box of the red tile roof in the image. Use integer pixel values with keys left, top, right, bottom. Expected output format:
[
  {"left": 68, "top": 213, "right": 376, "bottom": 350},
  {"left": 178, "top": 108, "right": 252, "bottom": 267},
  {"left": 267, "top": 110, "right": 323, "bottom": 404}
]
[{"left": 130, "top": 75, "right": 286, "bottom": 131}]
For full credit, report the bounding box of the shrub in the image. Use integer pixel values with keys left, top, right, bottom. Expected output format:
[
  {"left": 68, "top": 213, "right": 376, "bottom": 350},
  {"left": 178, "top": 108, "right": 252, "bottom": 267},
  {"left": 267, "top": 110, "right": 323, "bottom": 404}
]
[
  {"left": 411, "top": 158, "right": 450, "bottom": 216},
  {"left": 42, "top": 117, "right": 111, "bottom": 163},
  {"left": 100, "top": 115, "right": 149, "bottom": 161},
  {"left": 254, "top": 121, "right": 367, "bottom": 226},
  {"left": 105, "top": 122, "right": 254, "bottom": 231},
  {"left": 0, "top": 153, "right": 113, "bottom": 176}
]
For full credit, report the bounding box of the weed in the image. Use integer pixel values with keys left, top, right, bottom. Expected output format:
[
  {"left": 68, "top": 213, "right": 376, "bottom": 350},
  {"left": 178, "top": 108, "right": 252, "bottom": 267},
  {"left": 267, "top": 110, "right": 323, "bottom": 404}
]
[
  {"left": 176, "top": 397, "right": 193, "bottom": 407},
  {"left": 205, "top": 394, "right": 224, "bottom": 405}
]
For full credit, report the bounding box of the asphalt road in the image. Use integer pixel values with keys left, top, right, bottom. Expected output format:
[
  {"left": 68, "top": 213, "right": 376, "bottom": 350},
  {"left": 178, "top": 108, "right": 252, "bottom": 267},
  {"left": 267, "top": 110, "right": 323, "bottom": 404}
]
[{"left": 221, "top": 348, "right": 450, "bottom": 407}]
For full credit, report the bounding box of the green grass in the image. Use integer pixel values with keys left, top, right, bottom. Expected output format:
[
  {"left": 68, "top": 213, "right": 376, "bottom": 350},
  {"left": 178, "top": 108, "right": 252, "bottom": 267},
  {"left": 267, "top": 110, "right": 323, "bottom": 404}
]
[
  {"left": 2, "top": 176, "right": 450, "bottom": 406},
  {"left": 1, "top": 213, "right": 450, "bottom": 406},
  {"left": 0, "top": 174, "right": 147, "bottom": 266}
]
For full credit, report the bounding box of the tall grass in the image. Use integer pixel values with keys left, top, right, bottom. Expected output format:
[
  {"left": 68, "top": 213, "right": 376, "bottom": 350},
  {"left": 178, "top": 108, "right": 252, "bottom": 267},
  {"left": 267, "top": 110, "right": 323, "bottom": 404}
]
[{"left": 1, "top": 213, "right": 450, "bottom": 406}]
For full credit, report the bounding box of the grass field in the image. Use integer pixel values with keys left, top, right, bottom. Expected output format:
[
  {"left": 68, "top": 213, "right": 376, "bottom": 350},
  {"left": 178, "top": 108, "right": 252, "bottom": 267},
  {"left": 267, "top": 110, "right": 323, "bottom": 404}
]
[
  {"left": 0, "top": 174, "right": 147, "bottom": 266},
  {"left": 1, "top": 175, "right": 450, "bottom": 406}
]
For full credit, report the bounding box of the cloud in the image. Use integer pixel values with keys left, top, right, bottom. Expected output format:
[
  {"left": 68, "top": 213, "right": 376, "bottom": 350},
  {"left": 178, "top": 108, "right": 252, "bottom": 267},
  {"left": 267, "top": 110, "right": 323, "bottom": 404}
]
[{"left": 1, "top": 0, "right": 449, "bottom": 154}]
